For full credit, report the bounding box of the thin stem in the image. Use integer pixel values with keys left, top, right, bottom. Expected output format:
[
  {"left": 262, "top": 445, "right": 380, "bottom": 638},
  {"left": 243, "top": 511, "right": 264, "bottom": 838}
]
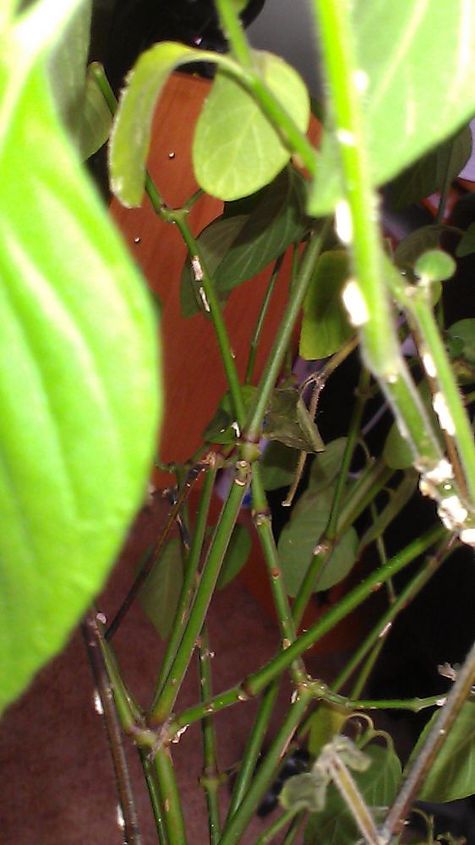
[
  {"left": 245, "top": 254, "right": 284, "bottom": 384},
  {"left": 245, "top": 222, "right": 330, "bottom": 443},
  {"left": 218, "top": 689, "right": 313, "bottom": 845},
  {"left": 227, "top": 683, "right": 280, "bottom": 818},
  {"left": 215, "top": 0, "right": 254, "bottom": 68},
  {"left": 281, "top": 813, "right": 307, "bottom": 845},
  {"left": 150, "top": 459, "right": 250, "bottom": 722},
  {"left": 153, "top": 459, "right": 219, "bottom": 700},
  {"left": 82, "top": 614, "right": 143, "bottom": 845},
  {"left": 381, "top": 637, "right": 475, "bottom": 843},
  {"left": 138, "top": 748, "right": 169, "bottom": 844},
  {"left": 166, "top": 524, "right": 445, "bottom": 731},
  {"left": 106, "top": 463, "right": 205, "bottom": 640},
  {"left": 253, "top": 808, "right": 299, "bottom": 845},
  {"left": 326, "top": 750, "right": 380, "bottom": 845},
  {"left": 153, "top": 748, "right": 188, "bottom": 845},
  {"left": 198, "top": 628, "right": 222, "bottom": 845}
]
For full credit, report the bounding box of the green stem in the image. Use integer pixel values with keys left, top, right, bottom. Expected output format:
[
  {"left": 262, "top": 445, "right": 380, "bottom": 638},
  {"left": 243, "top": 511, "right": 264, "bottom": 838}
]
[
  {"left": 215, "top": 0, "right": 254, "bottom": 68},
  {"left": 245, "top": 223, "right": 330, "bottom": 443},
  {"left": 153, "top": 459, "right": 219, "bottom": 701},
  {"left": 218, "top": 689, "right": 312, "bottom": 845},
  {"left": 245, "top": 254, "right": 284, "bottom": 384},
  {"left": 253, "top": 808, "right": 299, "bottom": 845},
  {"left": 166, "top": 524, "right": 445, "bottom": 731},
  {"left": 198, "top": 628, "right": 222, "bottom": 845},
  {"left": 150, "top": 460, "right": 250, "bottom": 722},
  {"left": 251, "top": 463, "right": 306, "bottom": 683},
  {"left": 153, "top": 748, "right": 188, "bottom": 845},
  {"left": 381, "top": 636, "right": 475, "bottom": 843},
  {"left": 326, "top": 750, "right": 380, "bottom": 845},
  {"left": 227, "top": 683, "right": 280, "bottom": 818},
  {"left": 138, "top": 749, "right": 168, "bottom": 844}
]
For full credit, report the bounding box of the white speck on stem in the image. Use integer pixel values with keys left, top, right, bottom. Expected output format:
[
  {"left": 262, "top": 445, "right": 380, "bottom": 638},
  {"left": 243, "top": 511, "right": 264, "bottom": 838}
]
[
  {"left": 191, "top": 255, "right": 204, "bottom": 282},
  {"left": 422, "top": 351, "right": 437, "bottom": 379},
  {"left": 437, "top": 495, "right": 468, "bottom": 530},
  {"left": 171, "top": 725, "right": 189, "bottom": 744},
  {"left": 336, "top": 128, "right": 356, "bottom": 146},
  {"left": 378, "top": 622, "right": 392, "bottom": 639},
  {"left": 424, "top": 459, "right": 454, "bottom": 486},
  {"left": 231, "top": 421, "right": 241, "bottom": 437},
  {"left": 433, "top": 391, "right": 455, "bottom": 435},
  {"left": 436, "top": 697, "right": 447, "bottom": 707},
  {"left": 116, "top": 805, "right": 125, "bottom": 831},
  {"left": 342, "top": 279, "right": 369, "bottom": 326},
  {"left": 93, "top": 690, "right": 104, "bottom": 715},
  {"left": 198, "top": 286, "right": 210, "bottom": 313},
  {"left": 335, "top": 199, "right": 353, "bottom": 244},
  {"left": 96, "top": 612, "right": 107, "bottom": 625},
  {"left": 460, "top": 527, "right": 475, "bottom": 546}
]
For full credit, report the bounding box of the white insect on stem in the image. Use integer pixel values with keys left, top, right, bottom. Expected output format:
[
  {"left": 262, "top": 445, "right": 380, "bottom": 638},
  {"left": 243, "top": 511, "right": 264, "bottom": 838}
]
[
  {"left": 116, "top": 804, "right": 125, "bottom": 831},
  {"left": 335, "top": 199, "right": 353, "bottom": 244},
  {"left": 353, "top": 68, "right": 369, "bottom": 93},
  {"left": 432, "top": 391, "right": 456, "bottom": 435},
  {"left": 93, "top": 690, "right": 104, "bottom": 716},
  {"left": 191, "top": 254, "right": 204, "bottom": 282},
  {"left": 336, "top": 128, "right": 356, "bottom": 147},
  {"left": 342, "top": 279, "right": 369, "bottom": 326},
  {"left": 422, "top": 350, "right": 437, "bottom": 379}
]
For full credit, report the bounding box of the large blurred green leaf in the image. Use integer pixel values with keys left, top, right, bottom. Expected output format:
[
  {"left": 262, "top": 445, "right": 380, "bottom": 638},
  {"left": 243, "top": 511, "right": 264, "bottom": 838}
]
[
  {"left": 310, "top": 1, "right": 475, "bottom": 215},
  {"left": 304, "top": 744, "right": 401, "bottom": 845},
  {"left": 387, "top": 125, "right": 472, "bottom": 210},
  {"left": 406, "top": 699, "right": 475, "bottom": 802},
  {"left": 300, "top": 250, "right": 354, "bottom": 360},
  {"left": 193, "top": 51, "right": 310, "bottom": 201},
  {"left": 0, "top": 1, "right": 160, "bottom": 714},
  {"left": 277, "top": 489, "right": 358, "bottom": 596},
  {"left": 141, "top": 540, "right": 183, "bottom": 640}
]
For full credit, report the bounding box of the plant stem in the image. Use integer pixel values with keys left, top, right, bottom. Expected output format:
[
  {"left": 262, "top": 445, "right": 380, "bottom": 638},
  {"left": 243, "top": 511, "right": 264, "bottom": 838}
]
[
  {"left": 253, "top": 808, "right": 299, "bottom": 845},
  {"left": 166, "top": 524, "right": 445, "bottom": 732},
  {"left": 198, "top": 628, "right": 222, "bottom": 845},
  {"left": 218, "top": 689, "right": 312, "bottom": 845},
  {"left": 150, "top": 460, "right": 250, "bottom": 722},
  {"left": 153, "top": 459, "right": 219, "bottom": 700},
  {"left": 82, "top": 614, "right": 143, "bottom": 845},
  {"left": 138, "top": 749, "right": 169, "bottom": 844},
  {"left": 153, "top": 748, "right": 188, "bottom": 845},
  {"left": 381, "top": 637, "right": 475, "bottom": 843},
  {"left": 245, "top": 254, "right": 284, "bottom": 384},
  {"left": 215, "top": 0, "right": 254, "bottom": 68},
  {"left": 245, "top": 223, "right": 330, "bottom": 444}
]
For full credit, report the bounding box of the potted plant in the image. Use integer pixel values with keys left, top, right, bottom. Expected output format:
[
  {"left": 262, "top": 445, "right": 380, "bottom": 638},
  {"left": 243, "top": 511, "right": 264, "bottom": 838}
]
[{"left": 2, "top": 1, "right": 475, "bottom": 843}]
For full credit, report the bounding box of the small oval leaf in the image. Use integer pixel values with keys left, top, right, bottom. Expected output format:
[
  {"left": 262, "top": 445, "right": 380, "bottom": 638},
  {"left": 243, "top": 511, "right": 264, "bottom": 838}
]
[{"left": 193, "top": 51, "right": 310, "bottom": 201}]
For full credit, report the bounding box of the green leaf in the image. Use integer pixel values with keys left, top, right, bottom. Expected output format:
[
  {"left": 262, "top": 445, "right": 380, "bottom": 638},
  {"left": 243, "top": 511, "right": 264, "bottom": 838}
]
[
  {"left": 447, "top": 319, "right": 475, "bottom": 365},
  {"left": 414, "top": 249, "right": 456, "bottom": 283},
  {"left": 304, "top": 744, "right": 401, "bottom": 845},
  {"left": 280, "top": 770, "right": 328, "bottom": 814},
  {"left": 394, "top": 225, "right": 448, "bottom": 272},
  {"left": 77, "top": 63, "right": 113, "bottom": 160},
  {"left": 277, "top": 489, "right": 358, "bottom": 596},
  {"left": 46, "top": 0, "right": 92, "bottom": 142},
  {"left": 308, "top": 437, "right": 348, "bottom": 493},
  {"left": 203, "top": 386, "right": 257, "bottom": 445},
  {"left": 193, "top": 51, "right": 310, "bottom": 201},
  {"left": 300, "top": 250, "right": 354, "bottom": 360},
  {"left": 217, "top": 525, "right": 252, "bottom": 589},
  {"left": 456, "top": 222, "right": 475, "bottom": 258},
  {"left": 180, "top": 215, "right": 247, "bottom": 318},
  {"left": 387, "top": 125, "right": 472, "bottom": 210},
  {"left": 309, "top": 2, "right": 475, "bottom": 215},
  {"left": 406, "top": 699, "right": 475, "bottom": 803},
  {"left": 0, "top": 8, "right": 160, "bottom": 714},
  {"left": 141, "top": 540, "right": 183, "bottom": 640},
  {"left": 308, "top": 703, "right": 348, "bottom": 757},
  {"left": 259, "top": 441, "right": 300, "bottom": 491},
  {"left": 264, "top": 386, "right": 325, "bottom": 453},
  {"left": 214, "top": 168, "right": 308, "bottom": 290},
  {"left": 109, "top": 41, "right": 213, "bottom": 206}
]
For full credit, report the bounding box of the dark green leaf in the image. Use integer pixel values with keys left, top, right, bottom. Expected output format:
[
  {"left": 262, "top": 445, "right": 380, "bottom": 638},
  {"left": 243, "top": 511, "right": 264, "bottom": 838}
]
[
  {"left": 259, "top": 441, "right": 300, "bottom": 491},
  {"left": 264, "top": 387, "right": 325, "bottom": 453},
  {"left": 406, "top": 699, "right": 475, "bottom": 803},
  {"left": 180, "top": 215, "right": 247, "bottom": 317},
  {"left": 414, "top": 249, "right": 456, "bottom": 283},
  {"left": 448, "top": 319, "right": 475, "bottom": 365},
  {"left": 214, "top": 169, "right": 308, "bottom": 291},
  {"left": 300, "top": 251, "right": 354, "bottom": 360},
  {"left": 387, "top": 126, "right": 472, "bottom": 210},
  {"left": 308, "top": 437, "right": 348, "bottom": 493},
  {"left": 304, "top": 744, "right": 401, "bottom": 845},
  {"left": 217, "top": 525, "right": 252, "bottom": 589},
  {"left": 193, "top": 51, "right": 310, "bottom": 201},
  {"left": 277, "top": 489, "right": 358, "bottom": 596},
  {"left": 203, "top": 386, "right": 257, "bottom": 445},
  {"left": 309, "top": 3, "right": 475, "bottom": 215},
  {"left": 141, "top": 540, "right": 183, "bottom": 639},
  {"left": 0, "top": 3, "right": 160, "bottom": 714},
  {"left": 394, "top": 226, "right": 448, "bottom": 271},
  {"left": 456, "top": 222, "right": 475, "bottom": 258}
]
